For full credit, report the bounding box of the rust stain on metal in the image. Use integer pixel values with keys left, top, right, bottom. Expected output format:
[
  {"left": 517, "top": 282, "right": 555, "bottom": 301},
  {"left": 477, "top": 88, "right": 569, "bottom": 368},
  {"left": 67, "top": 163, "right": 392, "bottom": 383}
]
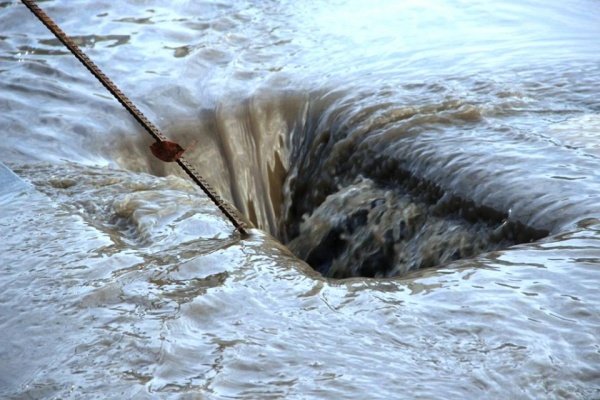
[{"left": 150, "top": 141, "right": 186, "bottom": 162}]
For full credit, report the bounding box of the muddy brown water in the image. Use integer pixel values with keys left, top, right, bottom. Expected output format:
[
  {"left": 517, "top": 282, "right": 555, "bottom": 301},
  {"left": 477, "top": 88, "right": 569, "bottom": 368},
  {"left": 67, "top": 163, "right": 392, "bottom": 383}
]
[{"left": 1, "top": 0, "right": 600, "bottom": 398}]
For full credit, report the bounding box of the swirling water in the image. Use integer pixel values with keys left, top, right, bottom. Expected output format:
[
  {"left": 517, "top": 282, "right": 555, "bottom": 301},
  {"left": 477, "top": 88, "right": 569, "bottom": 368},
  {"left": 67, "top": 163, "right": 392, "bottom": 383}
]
[{"left": 1, "top": 0, "right": 600, "bottom": 398}]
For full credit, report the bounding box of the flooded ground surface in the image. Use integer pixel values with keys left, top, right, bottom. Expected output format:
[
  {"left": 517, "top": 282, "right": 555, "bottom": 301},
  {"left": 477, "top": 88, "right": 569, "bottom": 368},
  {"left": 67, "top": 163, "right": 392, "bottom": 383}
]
[{"left": 1, "top": 0, "right": 600, "bottom": 398}]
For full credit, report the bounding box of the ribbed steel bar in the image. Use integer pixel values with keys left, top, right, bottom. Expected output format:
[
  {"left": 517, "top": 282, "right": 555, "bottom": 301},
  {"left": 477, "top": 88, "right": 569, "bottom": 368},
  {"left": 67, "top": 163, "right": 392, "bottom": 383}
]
[{"left": 21, "top": 0, "right": 248, "bottom": 235}]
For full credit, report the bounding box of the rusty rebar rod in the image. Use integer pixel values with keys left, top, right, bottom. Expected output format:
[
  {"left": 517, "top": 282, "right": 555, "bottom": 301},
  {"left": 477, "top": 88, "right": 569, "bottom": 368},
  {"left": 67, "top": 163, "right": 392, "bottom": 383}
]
[{"left": 20, "top": 0, "right": 248, "bottom": 235}]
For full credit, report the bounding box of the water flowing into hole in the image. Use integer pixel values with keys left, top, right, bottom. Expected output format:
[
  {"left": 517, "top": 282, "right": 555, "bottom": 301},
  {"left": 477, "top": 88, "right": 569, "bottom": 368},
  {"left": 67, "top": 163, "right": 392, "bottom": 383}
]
[
  {"left": 284, "top": 176, "right": 546, "bottom": 278},
  {"left": 154, "top": 86, "right": 564, "bottom": 279},
  {"left": 275, "top": 98, "right": 549, "bottom": 277},
  {"left": 3, "top": 0, "right": 600, "bottom": 397}
]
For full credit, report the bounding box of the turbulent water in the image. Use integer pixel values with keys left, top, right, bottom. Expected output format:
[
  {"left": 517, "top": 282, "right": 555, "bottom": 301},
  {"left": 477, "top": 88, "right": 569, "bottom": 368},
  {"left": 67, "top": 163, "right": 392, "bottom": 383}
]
[{"left": 1, "top": 0, "right": 600, "bottom": 398}]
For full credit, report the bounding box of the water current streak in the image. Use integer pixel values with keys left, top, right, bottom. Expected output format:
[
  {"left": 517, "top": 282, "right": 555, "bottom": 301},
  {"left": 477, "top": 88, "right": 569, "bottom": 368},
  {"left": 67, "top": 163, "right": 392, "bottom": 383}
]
[{"left": 19, "top": 0, "right": 248, "bottom": 235}]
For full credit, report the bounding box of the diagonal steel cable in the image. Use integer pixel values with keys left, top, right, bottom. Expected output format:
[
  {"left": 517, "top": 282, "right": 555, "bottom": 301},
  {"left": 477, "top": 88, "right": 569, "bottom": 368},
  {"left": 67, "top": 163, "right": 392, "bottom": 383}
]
[{"left": 21, "top": 0, "right": 248, "bottom": 235}]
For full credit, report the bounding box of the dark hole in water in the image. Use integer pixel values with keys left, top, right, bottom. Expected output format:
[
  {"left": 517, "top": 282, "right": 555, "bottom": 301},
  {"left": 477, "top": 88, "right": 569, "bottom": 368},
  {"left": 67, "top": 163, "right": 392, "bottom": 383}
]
[{"left": 279, "top": 161, "right": 548, "bottom": 279}]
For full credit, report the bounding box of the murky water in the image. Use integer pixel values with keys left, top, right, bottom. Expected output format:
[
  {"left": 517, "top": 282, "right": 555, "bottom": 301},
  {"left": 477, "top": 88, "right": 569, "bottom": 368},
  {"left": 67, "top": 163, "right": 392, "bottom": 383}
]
[{"left": 1, "top": 0, "right": 600, "bottom": 398}]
